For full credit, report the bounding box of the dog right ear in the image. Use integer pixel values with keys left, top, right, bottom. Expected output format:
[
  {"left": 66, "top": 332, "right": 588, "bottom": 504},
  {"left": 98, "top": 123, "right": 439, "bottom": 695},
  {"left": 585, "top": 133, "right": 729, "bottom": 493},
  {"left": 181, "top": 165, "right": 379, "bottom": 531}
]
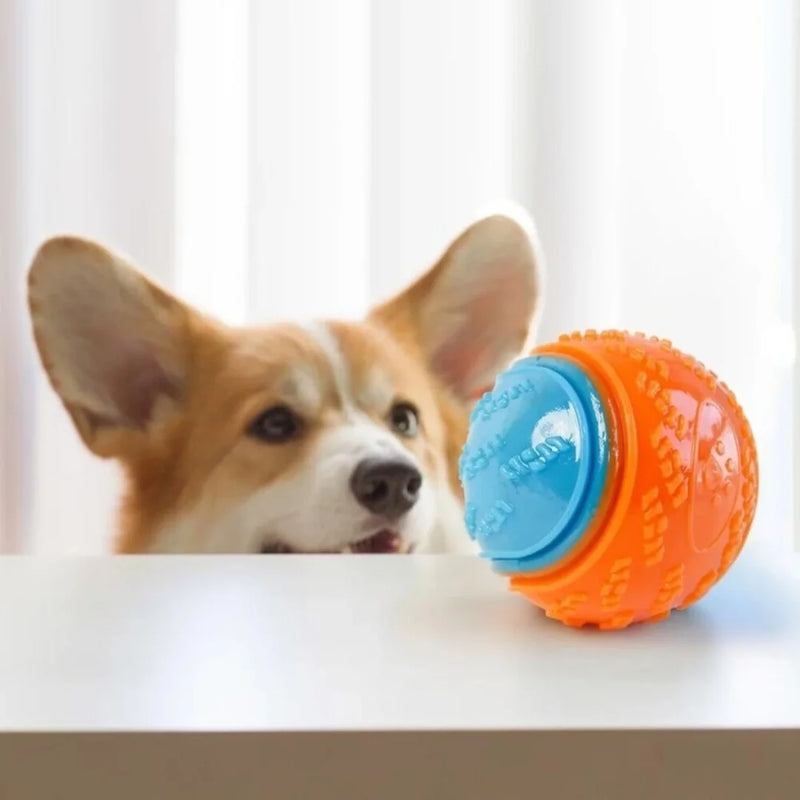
[
  {"left": 28, "top": 237, "right": 192, "bottom": 456},
  {"left": 370, "top": 211, "right": 543, "bottom": 402}
]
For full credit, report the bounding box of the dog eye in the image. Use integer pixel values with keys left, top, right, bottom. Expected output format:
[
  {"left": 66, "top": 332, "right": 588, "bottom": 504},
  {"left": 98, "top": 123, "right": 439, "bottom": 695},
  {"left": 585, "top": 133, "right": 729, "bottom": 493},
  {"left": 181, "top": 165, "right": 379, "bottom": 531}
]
[
  {"left": 248, "top": 406, "right": 303, "bottom": 443},
  {"left": 389, "top": 402, "right": 419, "bottom": 437}
]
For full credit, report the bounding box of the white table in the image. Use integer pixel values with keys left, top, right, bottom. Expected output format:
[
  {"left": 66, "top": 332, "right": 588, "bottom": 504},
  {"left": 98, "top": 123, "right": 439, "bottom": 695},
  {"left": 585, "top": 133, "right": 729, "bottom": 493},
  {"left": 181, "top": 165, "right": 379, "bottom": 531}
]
[{"left": 1, "top": 552, "right": 799, "bottom": 799}]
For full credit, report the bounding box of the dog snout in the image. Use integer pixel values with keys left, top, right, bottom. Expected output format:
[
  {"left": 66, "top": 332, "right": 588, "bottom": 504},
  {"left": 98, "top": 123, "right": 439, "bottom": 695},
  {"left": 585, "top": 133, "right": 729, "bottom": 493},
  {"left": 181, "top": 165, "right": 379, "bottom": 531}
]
[{"left": 350, "top": 457, "right": 422, "bottom": 518}]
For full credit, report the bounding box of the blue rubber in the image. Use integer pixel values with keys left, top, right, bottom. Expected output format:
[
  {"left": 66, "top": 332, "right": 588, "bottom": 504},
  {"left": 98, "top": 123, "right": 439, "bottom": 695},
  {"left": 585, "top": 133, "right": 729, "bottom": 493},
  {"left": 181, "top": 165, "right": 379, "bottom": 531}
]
[{"left": 459, "top": 355, "right": 610, "bottom": 574}]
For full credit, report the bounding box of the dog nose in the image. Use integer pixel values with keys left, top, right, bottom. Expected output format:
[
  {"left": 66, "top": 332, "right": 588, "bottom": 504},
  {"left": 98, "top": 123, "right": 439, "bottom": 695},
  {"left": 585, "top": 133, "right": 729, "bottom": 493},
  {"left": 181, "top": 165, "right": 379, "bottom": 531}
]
[{"left": 350, "top": 457, "right": 422, "bottom": 518}]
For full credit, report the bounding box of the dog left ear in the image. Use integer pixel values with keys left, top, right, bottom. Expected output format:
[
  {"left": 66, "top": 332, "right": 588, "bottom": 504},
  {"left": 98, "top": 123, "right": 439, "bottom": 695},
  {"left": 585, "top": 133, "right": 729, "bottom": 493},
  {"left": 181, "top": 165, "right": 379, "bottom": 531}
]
[
  {"left": 27, "top": 236, "right": 194, "bottom": 457},
  {"left": 370, "top": 212, "right": 544, "bottom": 401}
]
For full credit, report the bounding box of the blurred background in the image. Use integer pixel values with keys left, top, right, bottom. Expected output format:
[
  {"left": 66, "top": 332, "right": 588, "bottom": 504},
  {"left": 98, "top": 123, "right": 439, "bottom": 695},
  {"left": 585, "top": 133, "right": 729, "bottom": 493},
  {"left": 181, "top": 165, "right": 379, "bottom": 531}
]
[{"left": 0, "top": 0, "right": 796, "bottom": 554}]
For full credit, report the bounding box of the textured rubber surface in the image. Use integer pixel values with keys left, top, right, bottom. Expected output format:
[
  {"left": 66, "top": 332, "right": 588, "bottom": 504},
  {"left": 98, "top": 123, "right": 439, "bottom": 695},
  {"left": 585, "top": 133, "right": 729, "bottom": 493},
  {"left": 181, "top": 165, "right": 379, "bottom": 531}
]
[
  {"left": 462, "top": 330, "right": 759, "bottom": 630},
  {"left": 460, "top": 355, "right": 610, "bottom": 569}
]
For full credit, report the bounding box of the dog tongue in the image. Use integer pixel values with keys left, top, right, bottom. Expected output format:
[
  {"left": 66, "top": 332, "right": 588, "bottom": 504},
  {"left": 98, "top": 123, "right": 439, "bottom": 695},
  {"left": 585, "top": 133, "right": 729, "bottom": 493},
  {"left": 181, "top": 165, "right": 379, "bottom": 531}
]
[{"left": 350, "top": 530, "right": 400, "bottom": 553}]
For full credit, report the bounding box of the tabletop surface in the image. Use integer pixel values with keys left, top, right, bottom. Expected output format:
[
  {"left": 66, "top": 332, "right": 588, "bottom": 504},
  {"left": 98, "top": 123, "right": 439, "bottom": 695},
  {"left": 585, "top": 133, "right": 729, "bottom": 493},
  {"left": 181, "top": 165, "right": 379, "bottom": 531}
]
[{"left": 0, "top": 550, "right": 798, "bottom": 732}]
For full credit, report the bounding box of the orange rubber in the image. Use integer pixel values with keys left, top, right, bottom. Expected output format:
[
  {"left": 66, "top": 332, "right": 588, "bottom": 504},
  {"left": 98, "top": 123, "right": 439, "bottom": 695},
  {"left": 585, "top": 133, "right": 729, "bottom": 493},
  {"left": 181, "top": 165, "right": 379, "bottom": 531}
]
[{"left": 508, "top": 330, "right": 759, "bottom": 630}]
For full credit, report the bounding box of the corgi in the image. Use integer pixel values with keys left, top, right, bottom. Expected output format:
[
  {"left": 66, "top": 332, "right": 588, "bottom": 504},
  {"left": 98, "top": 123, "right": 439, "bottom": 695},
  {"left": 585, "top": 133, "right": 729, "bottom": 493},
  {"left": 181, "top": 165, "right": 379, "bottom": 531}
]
[{"left": 27, "top": 213, "right": 543, "bottom": 554}]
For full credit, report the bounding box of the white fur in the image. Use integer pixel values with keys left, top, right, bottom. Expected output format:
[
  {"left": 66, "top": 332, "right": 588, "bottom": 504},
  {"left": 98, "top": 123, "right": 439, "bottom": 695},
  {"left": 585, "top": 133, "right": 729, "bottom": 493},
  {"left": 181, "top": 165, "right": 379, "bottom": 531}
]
[
  {"left": 357, "top": 368, "right": 395, "bottom": 414},
  {"left": 429, "top": 481, "right": 477, "bottom": 555},
  {"left": 279, "top": 364, "right": 322, "bottom": 417},
  {"left": 303, "top": 320, "right": 359, "bottom": 418}
]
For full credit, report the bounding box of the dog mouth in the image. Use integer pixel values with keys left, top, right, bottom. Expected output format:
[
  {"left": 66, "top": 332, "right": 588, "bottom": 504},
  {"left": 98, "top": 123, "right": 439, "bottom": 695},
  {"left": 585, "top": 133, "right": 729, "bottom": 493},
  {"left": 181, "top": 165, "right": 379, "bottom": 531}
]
[
  {"left": 345, "top": 529, "right": 404, "bottom": 554},
  {"left": 260, "top": 529, "right": 409, "bottom": 555}
]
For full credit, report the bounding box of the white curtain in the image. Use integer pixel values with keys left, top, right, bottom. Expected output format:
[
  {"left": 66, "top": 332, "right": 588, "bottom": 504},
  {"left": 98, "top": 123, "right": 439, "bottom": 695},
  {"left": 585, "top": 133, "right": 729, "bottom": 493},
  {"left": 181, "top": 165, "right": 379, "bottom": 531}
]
[
  {"left": 1, "top": 0, "right": 177, "bottom": 553},
  {"left": 1, "top": 0, "right": 795, "bottom": 553}
]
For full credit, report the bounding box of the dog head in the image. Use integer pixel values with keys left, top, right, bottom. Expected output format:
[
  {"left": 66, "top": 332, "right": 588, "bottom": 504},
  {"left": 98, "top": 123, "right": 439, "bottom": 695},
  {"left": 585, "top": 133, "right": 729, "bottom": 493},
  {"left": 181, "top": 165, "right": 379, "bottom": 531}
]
[{"left": 27, "top": 213, "right": 543, "bottom": 553}]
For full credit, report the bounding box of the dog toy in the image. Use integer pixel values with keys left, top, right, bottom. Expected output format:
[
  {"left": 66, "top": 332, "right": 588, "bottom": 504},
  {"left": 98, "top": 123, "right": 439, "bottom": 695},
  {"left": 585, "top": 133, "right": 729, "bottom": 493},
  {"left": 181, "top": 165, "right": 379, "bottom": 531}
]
[{"left": 459, "top": 330, "right": 759, "bottom": 629}]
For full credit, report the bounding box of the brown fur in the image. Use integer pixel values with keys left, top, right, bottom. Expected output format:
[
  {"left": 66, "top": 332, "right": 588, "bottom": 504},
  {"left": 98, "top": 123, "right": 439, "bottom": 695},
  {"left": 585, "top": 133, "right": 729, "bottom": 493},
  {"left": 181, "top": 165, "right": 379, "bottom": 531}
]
[{"left": 119, "top": 320, "right": 456, "bottom": 552}]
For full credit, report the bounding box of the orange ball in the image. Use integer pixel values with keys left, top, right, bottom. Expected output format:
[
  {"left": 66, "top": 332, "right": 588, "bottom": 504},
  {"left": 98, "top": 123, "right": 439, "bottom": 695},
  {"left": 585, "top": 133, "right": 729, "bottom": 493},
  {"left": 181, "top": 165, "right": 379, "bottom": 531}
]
[{"left": 460, "top": 330, "right": 759, "bottom": 629}]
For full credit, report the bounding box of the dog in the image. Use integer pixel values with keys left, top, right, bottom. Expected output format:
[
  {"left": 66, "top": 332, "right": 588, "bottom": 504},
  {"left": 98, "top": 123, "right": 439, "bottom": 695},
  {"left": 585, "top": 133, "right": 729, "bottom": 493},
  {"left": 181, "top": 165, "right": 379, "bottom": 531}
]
[{"left": 27, "top": 212, "right": 543, "bottom": 554}]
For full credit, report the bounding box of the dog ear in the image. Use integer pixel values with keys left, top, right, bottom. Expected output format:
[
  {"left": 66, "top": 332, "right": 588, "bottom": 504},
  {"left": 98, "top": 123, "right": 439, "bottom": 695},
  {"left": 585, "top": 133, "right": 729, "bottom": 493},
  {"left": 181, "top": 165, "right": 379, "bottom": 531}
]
[
  {"left": 370, "top": 212, "right": 544, "bottom": 401},
  {"left": 28, "top": 236, "right": 193, "bottom": 456}
]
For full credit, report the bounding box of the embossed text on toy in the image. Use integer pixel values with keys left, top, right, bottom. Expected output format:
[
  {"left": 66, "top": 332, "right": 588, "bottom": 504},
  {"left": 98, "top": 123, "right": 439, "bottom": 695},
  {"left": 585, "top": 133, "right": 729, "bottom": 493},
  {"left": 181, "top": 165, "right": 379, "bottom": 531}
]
[
  {"left": 459, "top": 433, "right": 506, "bottom": 480},
  {"left": 477, "top": 500, "right": 514, "bottom": 538},
  {"left": 472, "top": 378, "right": 537, "bottom": 422},
  {"left": 499, "top": 436, "right": 573, "bottom": 486}
]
